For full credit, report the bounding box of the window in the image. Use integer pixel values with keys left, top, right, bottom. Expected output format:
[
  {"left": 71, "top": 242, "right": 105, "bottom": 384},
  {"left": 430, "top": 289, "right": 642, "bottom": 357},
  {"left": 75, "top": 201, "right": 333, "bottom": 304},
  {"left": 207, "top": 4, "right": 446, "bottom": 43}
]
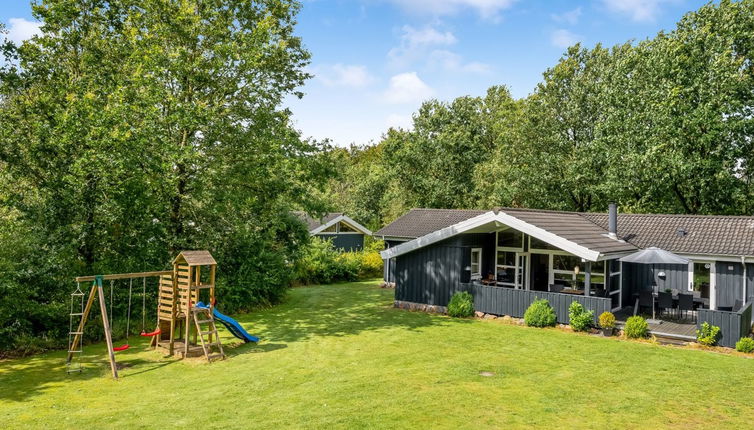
[
  {"left": 497, "top": 229, "right": 523, "bottom": 249},
  {"left": 322, "top": 224, "right": 337, "bottom": 233},
  {"left": 338, "top": 222, "right": 358, "bottom": 232},
  {"left": 552, "top": 255, "right": 581, "bottom": 287},
  {"left": 496, "top": 250, "right": 520, "bottom": 286},
  {"left": 530, "top": 237, "right": 560, "bottom": 251},
  {"left": 470, "top": 248, "right": 482, "bottom": 280}
]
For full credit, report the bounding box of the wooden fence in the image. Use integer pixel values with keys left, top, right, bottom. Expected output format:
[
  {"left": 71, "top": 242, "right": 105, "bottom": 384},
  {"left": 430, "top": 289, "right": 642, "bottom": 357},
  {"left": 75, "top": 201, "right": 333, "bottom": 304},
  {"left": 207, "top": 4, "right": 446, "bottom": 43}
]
[
  {"left": 464, "top": 283, "right": 611, "bottom": 324},
  {"left": 697, "top": 302, "right": 753, "bottom": 348}
]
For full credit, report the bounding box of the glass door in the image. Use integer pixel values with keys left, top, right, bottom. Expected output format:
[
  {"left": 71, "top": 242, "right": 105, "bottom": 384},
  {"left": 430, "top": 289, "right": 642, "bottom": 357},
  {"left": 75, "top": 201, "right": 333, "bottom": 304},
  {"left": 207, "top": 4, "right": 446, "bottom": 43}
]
[{"left": 516, "top": 253, "right": 528, "bottom": 289}]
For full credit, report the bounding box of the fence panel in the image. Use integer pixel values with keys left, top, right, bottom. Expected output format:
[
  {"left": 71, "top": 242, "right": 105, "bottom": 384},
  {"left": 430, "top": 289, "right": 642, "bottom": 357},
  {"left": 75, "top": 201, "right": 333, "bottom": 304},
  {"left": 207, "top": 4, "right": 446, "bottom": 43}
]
[{"left": 465, "top": 283, "right": 611, "bottom": 324}]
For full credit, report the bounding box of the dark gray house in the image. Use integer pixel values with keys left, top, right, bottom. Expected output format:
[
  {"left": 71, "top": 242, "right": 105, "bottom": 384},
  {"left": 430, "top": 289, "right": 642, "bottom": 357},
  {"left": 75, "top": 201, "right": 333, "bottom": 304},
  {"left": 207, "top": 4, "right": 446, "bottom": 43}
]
[
  {"left": 376, "top": 206, "right": 754, "bottom": 346},
  {"left": 295, "top": 212, "right": 372, "bottom": 251}
]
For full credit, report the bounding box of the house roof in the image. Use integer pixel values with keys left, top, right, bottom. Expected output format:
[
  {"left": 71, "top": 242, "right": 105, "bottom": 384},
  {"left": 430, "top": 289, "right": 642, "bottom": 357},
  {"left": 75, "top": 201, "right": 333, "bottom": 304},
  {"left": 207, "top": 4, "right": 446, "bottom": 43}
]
[
  {"left": 374, "top": 208, "right": 486, "bottom": 239},
  {"left": 293, "top": 211, "right": 343, "bottom": 231},
  {"left": 292, "top": 211, "right": 372, "bottom": 236},
  {"left": 377, "top": 208, "right": 754, "bottom": 260},
  {"left": 173, "top": 250, "right": 216, "bottom": 266},
  {"left": 583, "top": 213, "right": 754, "bottom": 257}
]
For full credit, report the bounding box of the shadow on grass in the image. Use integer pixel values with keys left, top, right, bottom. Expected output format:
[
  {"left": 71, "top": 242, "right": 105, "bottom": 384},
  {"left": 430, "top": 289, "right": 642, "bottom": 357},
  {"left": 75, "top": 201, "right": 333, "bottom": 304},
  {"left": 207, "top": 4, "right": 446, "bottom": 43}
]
[
  {"left": 0, "top": 337, "right": 179, "bottom": 402},
  {"left": 229, "top": 281, "right": 466, "bottom": 345},
  {"left": 0, "top": 281, "right": 456, "bottom": 403}
]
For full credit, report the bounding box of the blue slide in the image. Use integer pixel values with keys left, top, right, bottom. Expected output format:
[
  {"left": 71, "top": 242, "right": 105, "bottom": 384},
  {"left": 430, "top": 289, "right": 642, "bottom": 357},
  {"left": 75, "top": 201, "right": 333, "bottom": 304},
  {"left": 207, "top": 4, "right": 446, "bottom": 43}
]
[{"left": 196, "top": 302, "right": 259, "bottom": 343}]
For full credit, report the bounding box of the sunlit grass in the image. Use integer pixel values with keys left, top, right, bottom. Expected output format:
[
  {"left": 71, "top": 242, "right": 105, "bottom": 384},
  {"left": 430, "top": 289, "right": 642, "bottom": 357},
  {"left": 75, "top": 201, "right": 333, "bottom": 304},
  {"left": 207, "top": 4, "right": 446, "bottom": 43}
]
[{"left": 2, "top": 279, "right": 754, "bottom": 429}]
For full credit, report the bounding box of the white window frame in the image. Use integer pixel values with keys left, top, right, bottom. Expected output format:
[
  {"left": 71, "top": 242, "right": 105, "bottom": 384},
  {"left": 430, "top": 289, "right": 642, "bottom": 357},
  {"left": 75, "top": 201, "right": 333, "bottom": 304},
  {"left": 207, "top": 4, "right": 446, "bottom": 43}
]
[
  {"left": 688, "top": 260, "right": 717, "bottom": 309},
  {"left": 470, "top": 248, "right": 482, "bottom": 280},
  {"left": 495, "top": 231, "right": 525, "bottom": 287}
]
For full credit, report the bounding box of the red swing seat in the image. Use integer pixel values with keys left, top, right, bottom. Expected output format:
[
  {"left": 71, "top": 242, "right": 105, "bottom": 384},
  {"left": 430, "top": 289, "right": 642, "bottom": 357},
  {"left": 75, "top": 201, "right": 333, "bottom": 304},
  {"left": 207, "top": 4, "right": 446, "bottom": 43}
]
[
  {"left": 140, "top": 328, "right": 161, "bottom": 337},
  {"left": 113, "top": 344, "right": 130, "bottom": 352}
]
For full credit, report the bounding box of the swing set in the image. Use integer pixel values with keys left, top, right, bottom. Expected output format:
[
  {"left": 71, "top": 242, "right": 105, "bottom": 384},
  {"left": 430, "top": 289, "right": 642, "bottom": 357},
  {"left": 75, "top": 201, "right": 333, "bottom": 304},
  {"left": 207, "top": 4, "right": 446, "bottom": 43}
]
[{"left": 67, "top": 251, "right": 226, "bottom": 379}]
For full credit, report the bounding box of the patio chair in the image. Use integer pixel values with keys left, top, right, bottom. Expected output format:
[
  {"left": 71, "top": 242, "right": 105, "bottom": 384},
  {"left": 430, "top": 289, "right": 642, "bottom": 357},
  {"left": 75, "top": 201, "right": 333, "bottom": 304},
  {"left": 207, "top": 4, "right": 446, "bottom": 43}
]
[
  {"left": 718, "top": 306, "right": 733, "bottom": 312},
  {"left": 677, "top": 293, "right": 693, "bottom": 321},
  {"left": 639, "top": 290, "right": 653, "bottom": 314},
  {"left": 657, "top": 291, "right": 673, "bottom": 318},
  {"left": 549, "top": 284, "right": 563, "bottom": 293},
  {"left": 733, "top": 299, "right": 743, "bottom": 313}
]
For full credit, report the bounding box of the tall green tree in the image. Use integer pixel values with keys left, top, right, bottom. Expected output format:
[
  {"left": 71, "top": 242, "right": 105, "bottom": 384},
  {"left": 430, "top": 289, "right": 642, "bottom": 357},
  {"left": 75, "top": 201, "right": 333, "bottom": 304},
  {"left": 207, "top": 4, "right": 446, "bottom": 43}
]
[{"left": 0, "top": 0, "right": 330, "bottom": 352}]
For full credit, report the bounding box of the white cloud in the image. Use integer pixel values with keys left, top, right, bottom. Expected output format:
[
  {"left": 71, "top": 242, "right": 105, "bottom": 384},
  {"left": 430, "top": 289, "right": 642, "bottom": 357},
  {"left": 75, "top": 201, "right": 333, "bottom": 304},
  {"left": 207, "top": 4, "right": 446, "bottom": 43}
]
[
  {"left": 386, "top": 0, "right": 517, "bottom": 20},
  {"left": 383, "top": 72, "right": 434, "bottom": 104},
  {"left": 602, "top": 0, "right": 668, "bottom": 22},
  {"left": 388, "top": 25, "right": 456, "bottom": 67},
  {"left": 385, "top": 113, "right": 414, "bottom": 130},
  {"left": 315, "top": 64, "right": 375, "bottom": 88},
  {"left": 550, "top": 29, "right": 583, "bottom": 49},
  {"left": 551, "top": 7, "right": 582, "bottom": 25},
  {"left": 428, "top": 50, "right": 491, "bottom": 74},
  {"left": 6, "top": 18, "right": 42, "bottom": 44}
]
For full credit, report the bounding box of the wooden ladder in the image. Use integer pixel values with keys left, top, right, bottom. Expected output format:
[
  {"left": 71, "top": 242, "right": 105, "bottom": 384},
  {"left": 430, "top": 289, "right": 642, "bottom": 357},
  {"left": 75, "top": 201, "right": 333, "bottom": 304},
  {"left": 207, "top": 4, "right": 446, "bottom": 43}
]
[{"left": 192, "top": 307, "right": 225, "bottom": 362}]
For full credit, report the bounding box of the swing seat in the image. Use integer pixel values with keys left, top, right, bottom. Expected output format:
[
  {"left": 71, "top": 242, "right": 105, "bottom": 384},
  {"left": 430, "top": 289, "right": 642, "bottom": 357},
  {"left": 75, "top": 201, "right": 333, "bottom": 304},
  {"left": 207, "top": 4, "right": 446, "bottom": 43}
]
[
  {"left": 113, "top": 344, "right": 130, "bottom": 352},
  {"left": 140, "top": 329, "right": 161, "bottom": 337}
]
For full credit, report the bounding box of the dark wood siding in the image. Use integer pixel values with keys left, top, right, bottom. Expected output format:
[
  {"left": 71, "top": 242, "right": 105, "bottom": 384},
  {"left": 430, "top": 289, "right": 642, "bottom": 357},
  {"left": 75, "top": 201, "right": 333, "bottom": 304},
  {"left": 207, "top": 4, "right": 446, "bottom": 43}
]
[
  {"left": 747, "top": 263, "right": 754, "bottom": 303},
  {"left": 622, "top": 262, "right": 688, "bottom": 296},
  {"left": 316, "top": 233, "right": 364, "bottom": 251},
  {"left": 394, "top": 233, "right": 492, "bottom": 306},
  {"left": 467, "top": 284, "right": 610, "bottom": 324},
  {"left": 697, "top": 302, "right": 752, "bottom": 348},
  {"left": 715, "top": 262, "right": 744, "bottom": 309}
]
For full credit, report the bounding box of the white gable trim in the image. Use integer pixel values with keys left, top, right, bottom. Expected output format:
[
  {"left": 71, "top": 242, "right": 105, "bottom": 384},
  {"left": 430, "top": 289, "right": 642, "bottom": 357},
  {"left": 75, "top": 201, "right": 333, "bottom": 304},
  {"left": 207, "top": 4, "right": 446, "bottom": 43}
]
[
  {"left": 379, "top": 211, "right": 601, "bottom": 261},
  {"left": 310, "top": 215, "right": 372, "bottom": 236}
]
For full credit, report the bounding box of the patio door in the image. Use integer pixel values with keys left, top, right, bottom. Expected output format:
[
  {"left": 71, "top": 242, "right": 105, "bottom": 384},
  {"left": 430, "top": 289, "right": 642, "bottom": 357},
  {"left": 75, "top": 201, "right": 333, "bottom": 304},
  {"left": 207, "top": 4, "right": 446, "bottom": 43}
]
[{"left": 691, "top": 261, "right": 715, "bottom": 309}]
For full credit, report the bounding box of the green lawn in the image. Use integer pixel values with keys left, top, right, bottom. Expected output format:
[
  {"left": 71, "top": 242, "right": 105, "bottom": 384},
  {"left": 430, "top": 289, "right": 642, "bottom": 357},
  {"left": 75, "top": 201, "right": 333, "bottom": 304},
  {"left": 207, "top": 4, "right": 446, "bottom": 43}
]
[{"left": 2, "top": 280, "right": 754, "bottom": 429}]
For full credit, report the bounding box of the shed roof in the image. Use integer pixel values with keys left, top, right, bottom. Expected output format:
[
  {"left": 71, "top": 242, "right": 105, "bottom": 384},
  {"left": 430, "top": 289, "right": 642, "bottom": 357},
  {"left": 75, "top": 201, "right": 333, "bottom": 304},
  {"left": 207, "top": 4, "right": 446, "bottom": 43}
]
[
  {"left": 173, "top": 250, "right": 216, "bottom": 266},
  {"left": 293, "top": 211, "right": 343, "bottom": 232}
]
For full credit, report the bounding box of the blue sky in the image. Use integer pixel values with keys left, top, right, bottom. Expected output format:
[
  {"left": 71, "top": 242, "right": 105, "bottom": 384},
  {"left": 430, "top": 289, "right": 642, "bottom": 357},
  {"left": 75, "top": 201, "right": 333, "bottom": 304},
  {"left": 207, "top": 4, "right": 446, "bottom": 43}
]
[{"left": 3, "top": 0, "right": 710, "bottom": 146}]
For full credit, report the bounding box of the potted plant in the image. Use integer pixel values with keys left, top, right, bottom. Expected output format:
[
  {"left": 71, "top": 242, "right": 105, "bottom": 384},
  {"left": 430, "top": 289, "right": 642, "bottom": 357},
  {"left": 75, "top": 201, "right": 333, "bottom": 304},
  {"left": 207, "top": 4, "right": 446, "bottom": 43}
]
[{"left": 598, "top": 311, "right": 616, "bottom": 336}]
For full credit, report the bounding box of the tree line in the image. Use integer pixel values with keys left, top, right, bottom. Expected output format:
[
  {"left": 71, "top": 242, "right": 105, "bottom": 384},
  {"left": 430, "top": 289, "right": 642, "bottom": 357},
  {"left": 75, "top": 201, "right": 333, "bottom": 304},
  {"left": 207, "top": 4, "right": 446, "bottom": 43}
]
[{"left": 324, "top": 0, "right": 754, "bottom": 231}]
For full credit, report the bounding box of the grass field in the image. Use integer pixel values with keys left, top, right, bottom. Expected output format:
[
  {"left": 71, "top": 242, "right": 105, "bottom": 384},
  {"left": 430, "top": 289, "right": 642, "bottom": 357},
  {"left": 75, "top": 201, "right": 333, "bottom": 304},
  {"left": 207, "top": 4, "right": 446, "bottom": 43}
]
[{"left": 2, "top": 280, "right": 754, "bottom": 429}]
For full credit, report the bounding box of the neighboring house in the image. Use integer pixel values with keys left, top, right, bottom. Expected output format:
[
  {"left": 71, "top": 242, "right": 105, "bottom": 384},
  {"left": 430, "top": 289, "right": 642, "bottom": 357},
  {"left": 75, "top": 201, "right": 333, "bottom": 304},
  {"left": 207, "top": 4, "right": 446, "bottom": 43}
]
[
  {"left": 294, "top": 212, "right": 372, "bottom": 251},
  {"left": 376, "top": 206, "right": 754, "bottom": 346}
]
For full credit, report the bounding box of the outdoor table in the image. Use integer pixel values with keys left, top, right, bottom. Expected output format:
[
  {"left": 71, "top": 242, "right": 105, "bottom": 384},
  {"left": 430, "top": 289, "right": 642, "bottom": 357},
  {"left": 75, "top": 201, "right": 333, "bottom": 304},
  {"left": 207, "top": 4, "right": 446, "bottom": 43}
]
[{"left": 560, "top": 288, "right": 585, "bottom": 295}]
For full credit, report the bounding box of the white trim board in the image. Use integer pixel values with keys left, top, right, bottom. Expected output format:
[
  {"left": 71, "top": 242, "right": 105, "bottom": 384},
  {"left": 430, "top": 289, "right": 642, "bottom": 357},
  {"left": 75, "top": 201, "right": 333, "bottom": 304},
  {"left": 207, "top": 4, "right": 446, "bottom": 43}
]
[
  {"left": 380, "top": 211, "right": 601, "bottom": 262},
  {"left": 310, "top": 215, "right": 373, "bottom": 236}
]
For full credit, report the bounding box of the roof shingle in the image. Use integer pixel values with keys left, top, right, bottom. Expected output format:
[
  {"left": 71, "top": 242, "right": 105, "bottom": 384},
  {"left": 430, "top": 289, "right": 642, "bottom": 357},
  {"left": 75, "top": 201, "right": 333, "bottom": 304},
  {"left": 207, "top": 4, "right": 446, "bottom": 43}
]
[{"left": 376, "top": 208, "right": 754, "bottom": 257}]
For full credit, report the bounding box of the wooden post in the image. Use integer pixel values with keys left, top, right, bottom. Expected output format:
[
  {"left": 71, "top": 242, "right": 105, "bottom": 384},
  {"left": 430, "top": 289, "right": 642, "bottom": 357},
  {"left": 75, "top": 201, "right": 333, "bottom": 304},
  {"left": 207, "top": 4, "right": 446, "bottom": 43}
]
[
  {"left": 67, "top": 283, "right": 98, "bottom": 363},
  {"left": 193, "top": 266, "right": 200, "bottom": 346},
  {"left": 209, "top": 264, "right": 216, "bottom": 344},
  {"left": 585, "top": 262, "right": 592, "bottom": 296},
  {"left": 185, "top": 266, "right": 192, "bottom": 356},
  {"left": 169, "top": 266, "right": 178, "bottom": 356},
  {"left": 96, "top": 277, "right": 119, "bottom": 379}
]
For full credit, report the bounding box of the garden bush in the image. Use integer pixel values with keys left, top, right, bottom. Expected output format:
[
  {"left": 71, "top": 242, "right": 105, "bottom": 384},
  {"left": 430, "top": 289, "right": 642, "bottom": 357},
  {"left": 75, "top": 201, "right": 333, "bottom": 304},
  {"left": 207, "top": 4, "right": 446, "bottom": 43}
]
[
  {"left": 294, "top": 237, "right": 384, "bottom": 285},
  {"left": 568, "top": 301, "right": 594, "bottom": 332},
  {"left": 598, "top": 311, "right": 616, "bottom": 329},
  {"left": 735, "top": 337, "right": 754, "bottom": 353},
  {"left": 447, "top": 291, "right": 474, "bottom": 318},
  {"left": 624, "top": 316, "right": 649, "bottom": 339},
  {"left": 696, "top": 322, "right": 721, "bottom": 346},
  {"left": 524, "top": 299, "right": 557, "bottom": 327}
]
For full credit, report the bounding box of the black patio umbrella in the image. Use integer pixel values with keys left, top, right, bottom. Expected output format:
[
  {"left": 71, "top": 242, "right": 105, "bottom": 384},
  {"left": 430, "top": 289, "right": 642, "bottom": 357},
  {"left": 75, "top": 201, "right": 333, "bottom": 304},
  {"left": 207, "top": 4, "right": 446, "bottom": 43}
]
[{"left": 620, "top": 247, "right": 690, "bottom": 320}]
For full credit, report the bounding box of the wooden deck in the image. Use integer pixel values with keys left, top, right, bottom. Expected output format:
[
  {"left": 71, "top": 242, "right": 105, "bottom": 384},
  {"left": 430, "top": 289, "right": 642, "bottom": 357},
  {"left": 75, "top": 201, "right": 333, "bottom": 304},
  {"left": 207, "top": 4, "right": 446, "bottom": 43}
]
[{"left": 614, "top": 307, "right": 697, "bottom": 341}]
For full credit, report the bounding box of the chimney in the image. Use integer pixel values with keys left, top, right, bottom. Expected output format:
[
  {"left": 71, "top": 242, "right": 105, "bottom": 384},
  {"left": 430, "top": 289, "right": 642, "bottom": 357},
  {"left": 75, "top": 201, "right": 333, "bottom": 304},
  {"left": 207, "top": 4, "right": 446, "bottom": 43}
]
[{"left": 608, "top": 203, "right": 618, "bottom": 239}]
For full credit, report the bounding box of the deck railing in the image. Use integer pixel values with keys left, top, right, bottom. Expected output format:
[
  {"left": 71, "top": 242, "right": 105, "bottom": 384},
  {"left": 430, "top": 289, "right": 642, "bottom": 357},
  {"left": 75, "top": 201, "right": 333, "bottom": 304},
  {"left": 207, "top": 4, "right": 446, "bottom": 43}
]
[
  {"left": 463, "top": 283, "right": 611, "bottom": 325},
  {"left": 697, "top": 302, "right": 753, "bottom": 348}
]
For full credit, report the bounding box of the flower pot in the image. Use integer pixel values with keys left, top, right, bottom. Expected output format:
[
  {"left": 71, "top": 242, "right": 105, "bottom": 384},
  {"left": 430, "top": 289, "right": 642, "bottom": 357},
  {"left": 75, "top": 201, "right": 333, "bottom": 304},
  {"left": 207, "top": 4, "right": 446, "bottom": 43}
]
[{"left": 601, "top": 327, "right": 614, "bottom": 337}]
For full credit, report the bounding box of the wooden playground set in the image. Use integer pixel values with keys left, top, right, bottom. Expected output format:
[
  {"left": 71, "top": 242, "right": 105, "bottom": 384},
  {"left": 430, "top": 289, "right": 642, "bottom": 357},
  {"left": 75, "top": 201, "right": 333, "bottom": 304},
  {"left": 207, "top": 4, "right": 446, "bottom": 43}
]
[{"left": 66, "top": 250, "right": 258, "bottom": 379}]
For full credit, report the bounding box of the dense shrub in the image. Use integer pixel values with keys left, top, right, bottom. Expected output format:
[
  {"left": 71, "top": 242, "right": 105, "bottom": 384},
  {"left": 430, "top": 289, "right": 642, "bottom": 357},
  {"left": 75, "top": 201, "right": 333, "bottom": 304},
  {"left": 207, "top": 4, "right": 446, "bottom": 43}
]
[
  {"left": 735, "top": 337, "right": 754, "bottom": 353},
  {"left": 524, "top": 299, "right": 557, "bottom": 327},
  {"left": 696, "top": 322, "right": 721, "bottom": 346},
  {"left": 598, "top": 312, "right": 616, "bottom": 329},
  {"left": 624, "top": 316, "right": 649, "bottom": 339},
  {"left": 447, "top": 291, "right": 474, "bottom": 317},
  {"left": 294, "top": 237, "right": 384, "bottom": 285},
  {"left": 568, "top": 301, "right": 594, "bottom": 332}
]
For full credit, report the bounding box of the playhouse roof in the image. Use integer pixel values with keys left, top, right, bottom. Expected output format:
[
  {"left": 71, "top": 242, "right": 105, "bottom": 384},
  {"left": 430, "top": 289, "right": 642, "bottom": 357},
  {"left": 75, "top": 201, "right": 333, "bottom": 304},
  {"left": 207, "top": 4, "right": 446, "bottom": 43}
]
[{"left": 173, "top": 250, "right": 216, "bottom": 266}]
